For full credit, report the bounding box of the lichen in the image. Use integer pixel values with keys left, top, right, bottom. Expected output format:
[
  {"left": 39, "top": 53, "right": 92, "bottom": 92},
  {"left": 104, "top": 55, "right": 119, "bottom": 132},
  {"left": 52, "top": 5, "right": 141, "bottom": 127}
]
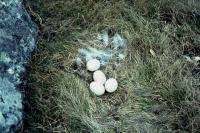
[
  {"left": 0, "top": 0, "right": 37, "bottom": 132},
  {"left": 0, "top": 78, "right": 23, "bottom": 133}
]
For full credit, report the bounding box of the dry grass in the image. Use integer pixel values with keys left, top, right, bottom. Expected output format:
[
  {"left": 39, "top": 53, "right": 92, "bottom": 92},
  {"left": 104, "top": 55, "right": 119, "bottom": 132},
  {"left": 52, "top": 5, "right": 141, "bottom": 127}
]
[{"left": 21, "top": 0, "right": 200, "bottom": 132}]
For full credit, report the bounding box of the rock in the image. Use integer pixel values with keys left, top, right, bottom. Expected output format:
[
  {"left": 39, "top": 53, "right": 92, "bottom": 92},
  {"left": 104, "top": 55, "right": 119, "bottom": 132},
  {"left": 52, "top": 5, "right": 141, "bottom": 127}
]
[{"left": 0, "top": 0, "right": 37, "bottom": 132}]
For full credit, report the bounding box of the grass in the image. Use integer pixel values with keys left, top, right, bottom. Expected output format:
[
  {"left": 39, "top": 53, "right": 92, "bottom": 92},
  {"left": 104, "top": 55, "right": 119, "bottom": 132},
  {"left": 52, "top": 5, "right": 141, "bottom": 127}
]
[{"left": 21, "top": 0, "right": 200, "bottom": 132}]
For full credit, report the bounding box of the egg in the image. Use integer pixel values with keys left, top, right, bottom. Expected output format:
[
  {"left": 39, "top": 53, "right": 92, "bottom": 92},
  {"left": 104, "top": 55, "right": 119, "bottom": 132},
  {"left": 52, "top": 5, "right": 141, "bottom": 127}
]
[
  {"left": 93, "top": 70, "right": 106, "bottom": 84},
  {"left": 89, "top": 81, "right": 105, "bottom": 96},
  {"left": 105, "top": 78, "right": 118, "bottom": 93},
  {"left": 86, "top": 59, "right": 101, "bottom": 71}
]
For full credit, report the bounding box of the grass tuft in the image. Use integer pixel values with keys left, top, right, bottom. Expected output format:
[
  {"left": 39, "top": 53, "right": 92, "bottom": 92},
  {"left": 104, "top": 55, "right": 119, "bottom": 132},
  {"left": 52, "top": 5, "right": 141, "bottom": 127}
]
[{"left": 23, "top": 0, "right": 200, "bottom": 132}]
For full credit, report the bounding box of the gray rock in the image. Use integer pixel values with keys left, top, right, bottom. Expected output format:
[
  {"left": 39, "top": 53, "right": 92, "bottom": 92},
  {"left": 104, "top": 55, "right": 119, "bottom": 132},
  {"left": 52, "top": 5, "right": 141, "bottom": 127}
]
[{"left": 0, "top": 0, "right": 37, "bottom": 132}]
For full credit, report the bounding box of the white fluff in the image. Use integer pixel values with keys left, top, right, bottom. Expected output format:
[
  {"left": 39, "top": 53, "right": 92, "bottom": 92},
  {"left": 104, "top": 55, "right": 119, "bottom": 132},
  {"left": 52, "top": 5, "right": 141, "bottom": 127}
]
[
  {"left": 105, "top": 78, "right": 118, "bottom": 93},
  {"left": 89, "top": 81, "right": 105, "bottom": 96},
  {"left": 93, "top": 70, "right": 106, "bottom": 84},
  {"left": 86, "top": 59, "right": 101, "bottom": 71}
]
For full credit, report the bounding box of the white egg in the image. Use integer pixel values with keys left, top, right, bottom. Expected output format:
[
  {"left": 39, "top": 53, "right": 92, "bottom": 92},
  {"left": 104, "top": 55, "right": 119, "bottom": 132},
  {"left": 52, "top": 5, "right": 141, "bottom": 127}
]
[
  {"left": 105, "top": 78, "right": 118, "bottom": 93},
  {"left": 89, "top": 81, "right": 105, "bottom": 96},
  {"left": 93, "top": 70, "right": 106, "bottom": 84},
  {"left": 86, "top": 59, "right": 101, "bottom": 71}
]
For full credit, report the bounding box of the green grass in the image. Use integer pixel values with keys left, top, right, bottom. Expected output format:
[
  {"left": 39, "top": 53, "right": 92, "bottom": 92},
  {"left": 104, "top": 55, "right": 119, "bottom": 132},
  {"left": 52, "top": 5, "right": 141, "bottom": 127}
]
[{"left": 22, "top": 0, "right": 200, "bottom": 132}]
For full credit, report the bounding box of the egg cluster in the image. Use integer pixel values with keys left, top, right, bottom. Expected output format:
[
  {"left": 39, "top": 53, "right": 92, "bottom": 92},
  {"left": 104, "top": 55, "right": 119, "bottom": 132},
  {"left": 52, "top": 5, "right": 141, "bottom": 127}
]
[{"left": 86, "top": 59, "right": 118, "bottom": 96}]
